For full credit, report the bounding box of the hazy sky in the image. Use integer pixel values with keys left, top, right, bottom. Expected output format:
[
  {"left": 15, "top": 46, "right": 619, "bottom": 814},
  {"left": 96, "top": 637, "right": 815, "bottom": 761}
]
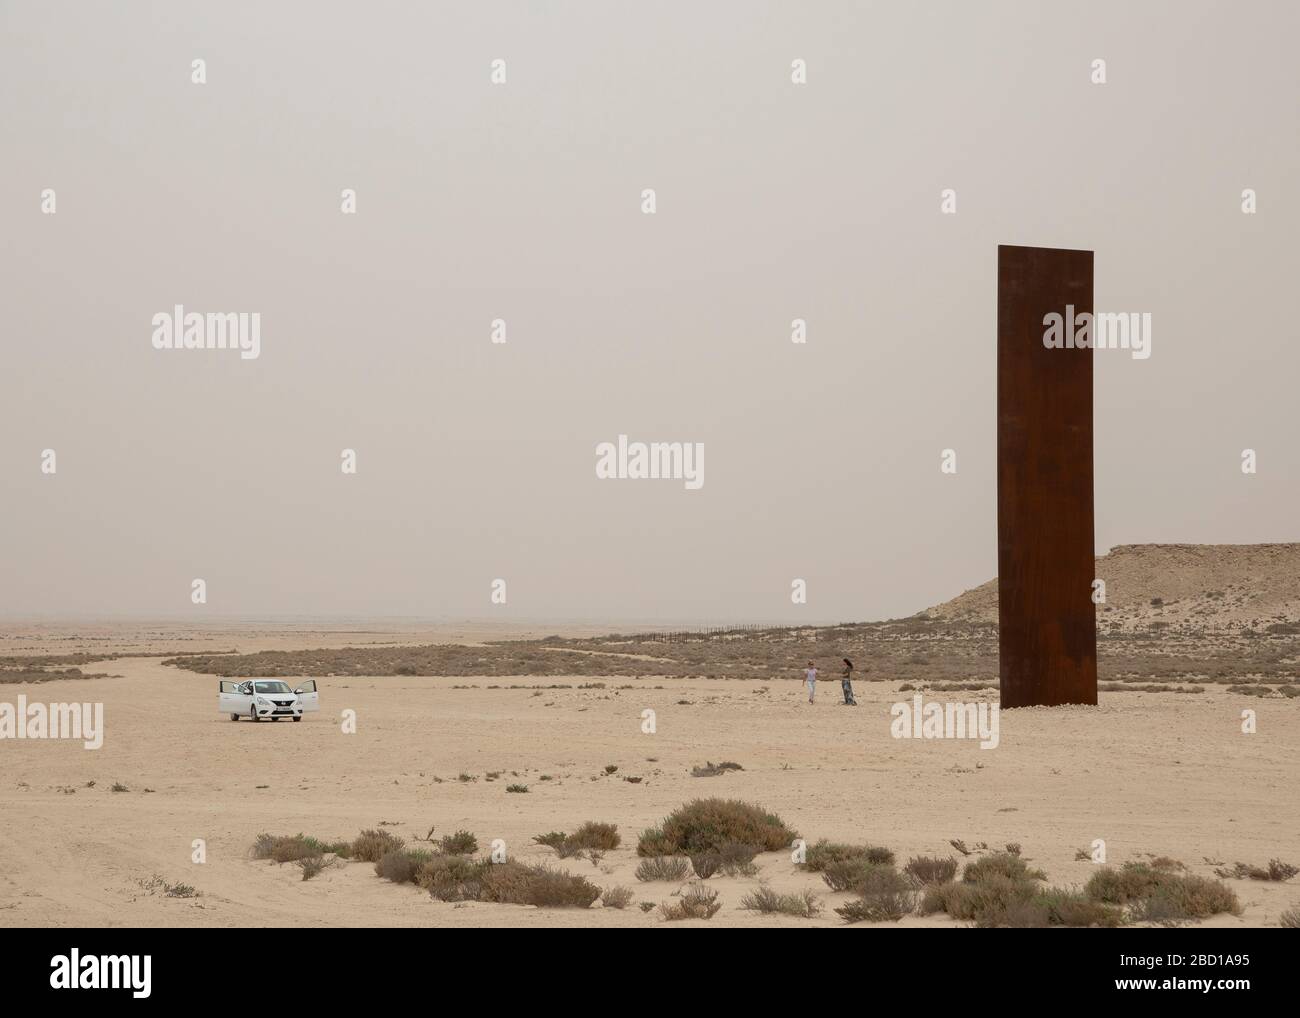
[{"left": 3, "top": 1, "right": 1297, "bottom": 622}]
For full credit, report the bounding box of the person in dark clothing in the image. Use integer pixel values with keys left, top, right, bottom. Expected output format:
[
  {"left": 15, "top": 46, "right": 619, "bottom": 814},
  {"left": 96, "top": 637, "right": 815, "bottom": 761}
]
[{"left": 840, "top": 658, "right": 857, "bottom": 706}]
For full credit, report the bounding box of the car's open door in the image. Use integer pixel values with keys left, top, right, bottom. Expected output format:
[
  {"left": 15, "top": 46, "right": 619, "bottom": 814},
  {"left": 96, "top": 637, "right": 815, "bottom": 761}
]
[
  {"left": 219, "top": 680, "right": 250, "bottom": 715},
  {"left": 295, "top": 679, "right": 320, "bottom": 712}
]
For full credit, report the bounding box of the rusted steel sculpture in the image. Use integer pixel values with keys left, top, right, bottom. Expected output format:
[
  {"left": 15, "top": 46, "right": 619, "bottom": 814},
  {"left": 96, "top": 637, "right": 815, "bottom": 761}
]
[{"left": 997, "top": 245, "right": 1098, "bottom": 707}]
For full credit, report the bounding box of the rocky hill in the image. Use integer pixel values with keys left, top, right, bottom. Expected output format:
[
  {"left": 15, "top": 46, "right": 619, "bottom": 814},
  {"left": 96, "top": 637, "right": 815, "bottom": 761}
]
[{"left": 924, "top": 543, "right": 1300, "bottom": 635}]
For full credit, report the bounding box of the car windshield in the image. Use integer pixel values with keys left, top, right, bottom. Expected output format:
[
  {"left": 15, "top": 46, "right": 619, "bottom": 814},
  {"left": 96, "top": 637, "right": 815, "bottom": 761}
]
[{"left": 253, "top": 681, "right": 292, "bottom": 694}]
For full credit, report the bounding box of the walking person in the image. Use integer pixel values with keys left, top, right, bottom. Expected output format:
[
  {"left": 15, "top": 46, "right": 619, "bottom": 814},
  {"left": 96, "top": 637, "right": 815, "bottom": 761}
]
[
  {"left": 840, "top": 657, "right": 858, "bottom": 706},
  {"left": 804, "top": 660, "right": 817, "bottom": 704}
]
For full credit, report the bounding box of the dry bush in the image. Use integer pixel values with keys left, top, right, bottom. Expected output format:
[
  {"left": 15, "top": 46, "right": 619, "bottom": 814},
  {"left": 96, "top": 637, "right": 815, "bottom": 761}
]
[
  {"left": 659, "top": 884, "right": 721, "bottom": 921},
  {"left": 298, "top": 855, "right": 327, "bottom": 881},
  {"left": 962, "top": 852, "right": 1045, "bottom": 884},
  {"left": 1215, "top": 859, "right": 1298, "bottom": 881},
  {"left": 479, "top": 861, "right": 601, "bottom": 908},
  {"left": 439, "top": 829, "right": 478, "bottom": 855},
  {"left": 1085, "top": 863, "right": 1240, "bottom": 921},
  {"left": 904, "top": 855, "right": 958, "bottom": 885},
  {"left": 691, "top": 761, "right": 744, "bottom": 778},
  {"left": 690, "top": 852, "right": 721, "bottom": 879},
  {"left": 416, "top": 855, "right": 487, "bottom": 901},
  {"left": 715, "top": 840, "right": 760, "bottom": 877},
  {"left": 533, "top": 831, "right": 567, "bottom": 850},
  {"left": 739, "top": 886, "right": 820, "bottom": 917},
  {"left": 834, "top": 868, "right": 917, "bottom": 923},
  {"left": 635, "top": 856, "right": 691, "bottom": 882},
  {"left": 801, "top": 839, "right": 895, "bottom": 872},
  {"left": 566, "top": 821, "right": 621, "bottom": 852},
  {"left": 252, "top": 833, "right": 350, "bottom": 864},
  {"left": 375, "top": 849, "right": 433, "bottom": 884},
  {"left": 637, "top": 799, "right": 795, "bottom": 856},
  {"left": 352, "top": 828, "right": 404, "bottom": 862},
  {"left": 922, "top": 876, "right": 1034, "bottom": 924},
  {"left": 1279, "top": 906, "right": 1300, "bottom": 928},
  {"left": 820, "top": 858, "right": 888, "bottom": 893},
  {"left": 601, "top": 885, "right": 635, "bottom": 909}
]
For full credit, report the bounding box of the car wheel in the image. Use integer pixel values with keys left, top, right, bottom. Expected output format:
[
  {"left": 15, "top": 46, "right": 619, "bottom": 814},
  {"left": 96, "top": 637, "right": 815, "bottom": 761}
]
[
  {"left": 249, "top": 705, "right": 259, "bottom": 723},
  {"left": 230, "top": 713, "right": 240, "bottom": 722},
  {"left": 293, "top": 715, "right": 302, "bottom": 722}
]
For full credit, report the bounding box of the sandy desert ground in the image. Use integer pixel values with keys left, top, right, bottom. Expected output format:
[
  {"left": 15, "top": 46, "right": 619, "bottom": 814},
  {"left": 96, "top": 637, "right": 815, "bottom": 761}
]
[{"left": 1, "top": 624, "right": 1297, "bottom": 928}]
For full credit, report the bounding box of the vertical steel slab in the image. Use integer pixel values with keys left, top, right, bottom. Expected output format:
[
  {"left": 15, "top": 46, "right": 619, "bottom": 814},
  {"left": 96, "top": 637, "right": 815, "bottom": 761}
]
[{"left": 997, "top": 245, "right": 1097, "bottom": 708}]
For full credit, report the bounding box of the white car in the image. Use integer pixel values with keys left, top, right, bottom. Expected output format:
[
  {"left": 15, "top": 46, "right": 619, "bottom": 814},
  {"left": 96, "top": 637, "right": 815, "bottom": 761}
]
[{"left": 218, "top": 679, "right": 320, "bottom": 722}]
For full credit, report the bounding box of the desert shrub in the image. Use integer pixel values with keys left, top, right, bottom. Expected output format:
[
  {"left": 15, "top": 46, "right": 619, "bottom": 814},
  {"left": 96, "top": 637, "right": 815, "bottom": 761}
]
[
  {"left": 601, "top": 885, "right": 635, "bottom": 909},
  {"left": 352, "top": 828, "right": 404, "bottom": 862},
  {"left": 716, "top": 840, "right": 760, "bottom": 876},
  {"left": 1085, "top": 863, "right": 1240, "bottom": 921},
  {"left": 1279, "top": 907, "right": 1300, "bottom": 928},
  {"left": 739, "top": 887, "right": 821, "bottom": 917},
  {"left": 567, "top": 821, "right": 621, "bottom": 852},
  {"left": 439, "top": 829, "right": 478, "bottom": 855},
  {"left": 479, "top": 862, "right": 601, "bottom": 908},
  {"left": 820, "top": 858, "right": 890, "bottom": 893},
  {"left": 416, "top": 855, "right": 487, "bottom": 901},
  {"left": 801, "top": 839, "right": 895, "bottom": 872},
  {"left": 533, "top": 831, "right": 567, "bottom": 850},
  {"left": 1215, "top": 859, "right": 1298, "bottom": 882},
  {"left": 251, "top": 833, "right": 347, "bottom": 864},
  {"left": 904, "top": 855, "right": 958, "bottom": 885},
  {"left": 691, "top": 761, "right": 744, "bottom": 778},
  {"left": 375, "top": 849, "right": 432, "bottom": 884},
  {"left": 1034, "top": 887, "right": 1125, "bottom": 927},
  {"left": 923, "top": 876, "right": 1035, "bottom": 924},
  {"left": 506, "top": 784, "right": 528, "bottom": 793},
  {"left": 637, "top": 799, "right": 795, "bottom": 856},
  {"left": 835, "top": 868, "right": 917, "bottom": 923},
  {"left": 659, "top": 884, "right": 721, "bottom": 921},
  {"left": 690, "top": 852, "right": 722, "bottom": 879},
  {"left": 635, "top": 856, "right": 691, "bottom": 882},
  {"left": 299, "top": 856, "right": 326, "bottom": 881},
  {"left": 638, "top": 901, "right": 655, "bottom": 913},
  {"left": 963, "top": 852, "right": 1045, "bottom": 884}
]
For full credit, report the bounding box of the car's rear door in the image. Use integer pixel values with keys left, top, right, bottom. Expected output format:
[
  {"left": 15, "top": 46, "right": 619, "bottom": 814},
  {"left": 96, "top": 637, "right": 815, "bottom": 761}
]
[{"left": 295, "top": 679, "right": 320, "bottom": 712}]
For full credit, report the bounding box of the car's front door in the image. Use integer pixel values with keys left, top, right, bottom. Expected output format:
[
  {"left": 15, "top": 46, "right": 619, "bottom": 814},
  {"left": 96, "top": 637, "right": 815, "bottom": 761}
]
[
  {"left": 219, "top": 680, "right": 251, "bottom": 716},
  {"left": 295, "top": 679, "right": 320, "bottom": 712}
]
